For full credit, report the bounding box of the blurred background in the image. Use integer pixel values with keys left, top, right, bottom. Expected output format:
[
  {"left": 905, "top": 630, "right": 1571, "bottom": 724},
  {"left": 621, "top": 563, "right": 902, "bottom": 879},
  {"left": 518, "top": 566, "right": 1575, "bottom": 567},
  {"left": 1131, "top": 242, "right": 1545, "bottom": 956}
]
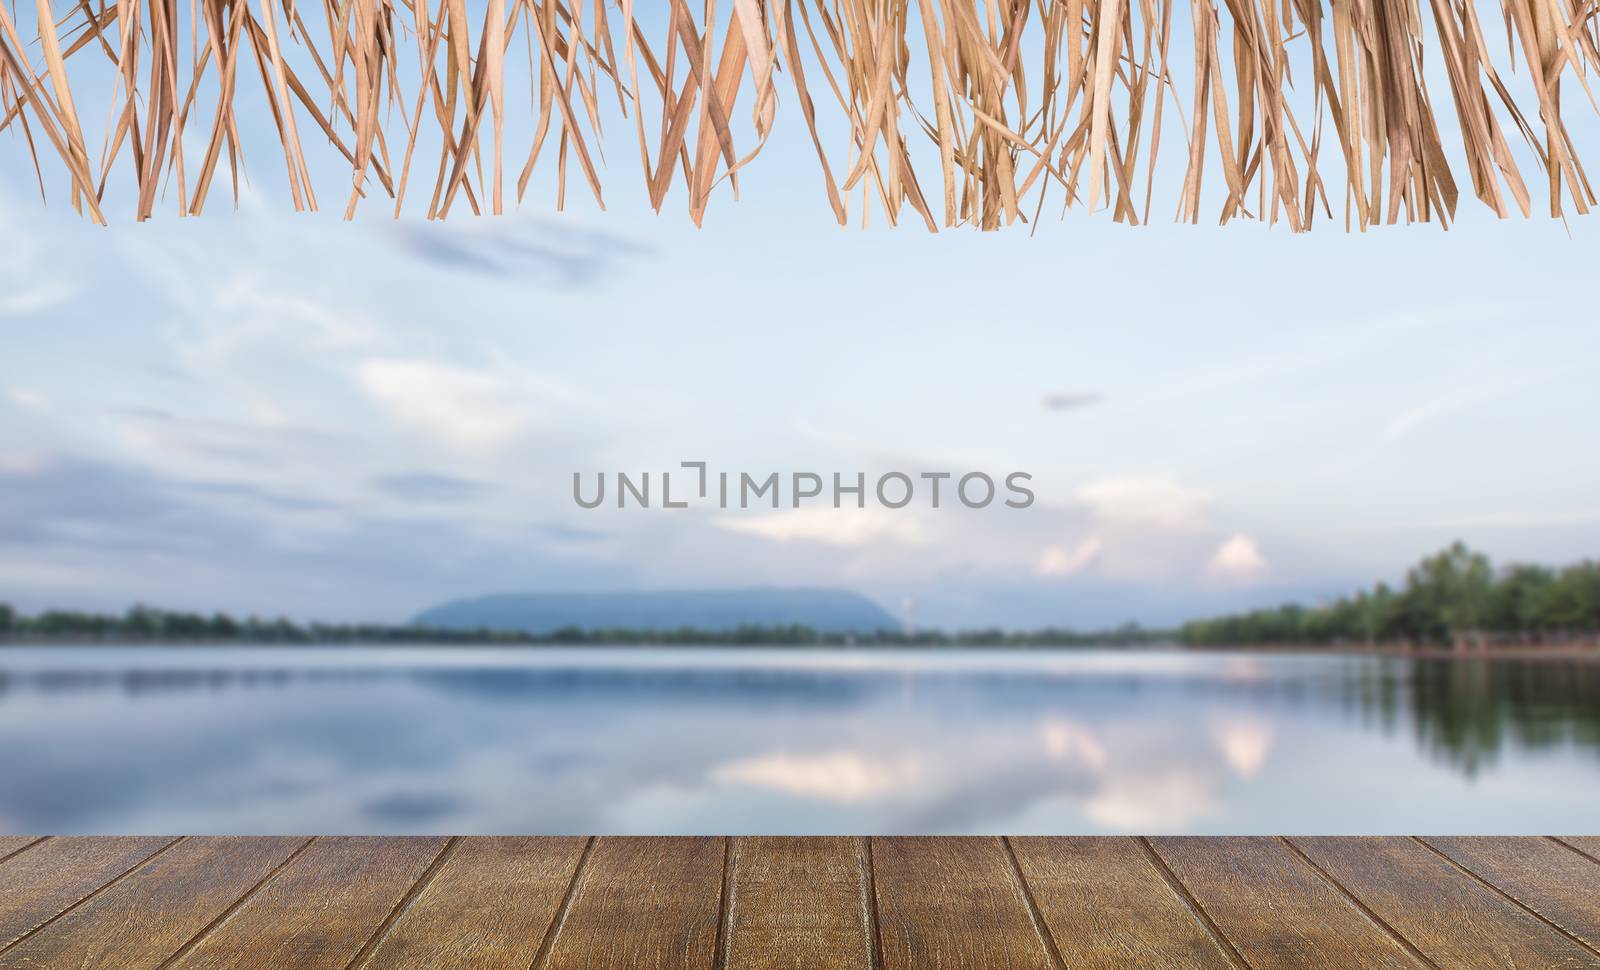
[
  {"left": 3, "top": 187, "right": 1599, "bottom": 631},
  {"left": 4, "top": 3, "right": 1600, "bottom": 834}
]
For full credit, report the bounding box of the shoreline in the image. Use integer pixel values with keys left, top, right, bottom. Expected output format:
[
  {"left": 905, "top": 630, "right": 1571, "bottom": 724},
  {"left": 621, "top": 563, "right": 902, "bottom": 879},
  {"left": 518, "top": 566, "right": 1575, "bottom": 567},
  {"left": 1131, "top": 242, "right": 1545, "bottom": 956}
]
[
  {"left": 1186, "top": 641, "right": 1600, "bottom": 660},
  {"left": 1, "top": 639, "right": 1598, "bottom": 660}
]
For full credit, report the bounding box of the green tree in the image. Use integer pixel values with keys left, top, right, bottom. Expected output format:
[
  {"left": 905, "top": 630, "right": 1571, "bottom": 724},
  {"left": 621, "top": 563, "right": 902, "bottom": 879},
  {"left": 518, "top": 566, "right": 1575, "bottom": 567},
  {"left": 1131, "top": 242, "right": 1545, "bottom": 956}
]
[
  {"left": 1404, "top": 542, "right": 1494, "bottom": 648},
  {"left": 1488, "top": 564, "right": 1555, "bottom": 638},
  {"left": 124, "top": 605, "right": 159, "bottom": 639},
  {"left": 1357, "top": 583, "right": 1396, "bottom": 644},
  {"left": 0, "top": 602, "right": 13, "bottom": 635},
  {"left": 1543, "top": 562, "right": 1600, "bottom": 632}
]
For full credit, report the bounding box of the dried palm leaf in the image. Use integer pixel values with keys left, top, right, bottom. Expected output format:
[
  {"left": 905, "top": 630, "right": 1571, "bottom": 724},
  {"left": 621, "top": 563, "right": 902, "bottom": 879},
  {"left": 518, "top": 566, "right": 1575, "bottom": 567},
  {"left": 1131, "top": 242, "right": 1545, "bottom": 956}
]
[{"left": 2, "top": 0, "right": 1598, "bottom": 227}]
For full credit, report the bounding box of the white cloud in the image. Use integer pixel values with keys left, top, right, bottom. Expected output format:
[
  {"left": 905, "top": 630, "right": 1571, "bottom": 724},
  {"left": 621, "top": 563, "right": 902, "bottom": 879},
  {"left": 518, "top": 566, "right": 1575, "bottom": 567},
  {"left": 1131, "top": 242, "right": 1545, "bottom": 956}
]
[
  {"left": 1212, "top": 718, "right": 1274, "bottom": 778},
  {"left": 1081, "top": 770, "right": 1219, "bottom": 832},
  {"left": 712, "top": 750, "right": 923, "bottom": 802},
  {"left": 1075, "top": 476, "right": 1210, "bottom": 528},
  {"left": 1039, "top": 720, "right": 1109, "bottom": 771},
  {"left": 716, "top": 507, "right": 926, "bottom": 547},
  {"left": 356, "top": 358, "right": 530, "bottom": 449},
  {"left": 164, "top": 274, "right": 382, "bottom": 429},
  {"left": 1207, "top": 533, "right": 1269, "bottom": 579},
  {"left": 203, "top": 274, "right": 378, "bottom": 355},
  {"left": 7, "top": 388, "right": 52, "bottom": 413},
  {"left": 0, "top": 451, "right": 51, "bottom": 474},
  {"left": 0, "top": 284, "right": 72, "bottom": 317},
  {"left": 1035, "top": 537, "right": 1104, "bottom": 577}
]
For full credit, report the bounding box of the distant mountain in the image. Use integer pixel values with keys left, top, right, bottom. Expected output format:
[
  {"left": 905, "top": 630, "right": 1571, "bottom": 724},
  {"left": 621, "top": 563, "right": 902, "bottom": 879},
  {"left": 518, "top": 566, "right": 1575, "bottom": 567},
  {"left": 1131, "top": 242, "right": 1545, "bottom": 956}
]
[{"left": 413, "top": 588, "right": 899, "bottom": 635}]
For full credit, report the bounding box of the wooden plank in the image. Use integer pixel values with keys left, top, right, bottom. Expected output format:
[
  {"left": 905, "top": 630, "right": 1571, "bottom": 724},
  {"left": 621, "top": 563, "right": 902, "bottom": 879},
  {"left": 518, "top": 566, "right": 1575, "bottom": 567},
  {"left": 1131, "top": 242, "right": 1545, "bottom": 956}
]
[
  {"left": 0, "top": 837, "right": 308, "bottom": 969},
  {"left": 165, "top": 836, "right": 450, "bottom": 970},
  {"left": 1, "top": 834, "right": 1597, "bottom": 968},
  {"left": 0, "top": 838, "right": 39, "bottom": 862},
  {"left": 723, "top": 836, "right": 874, "bottom": 970},
  {"left": 871, "top": 836, "right": 1060, "bottom": 970},
  {"left": 1423, "top": 837, "right": 1600, "bottom": 953},
  {"left": 1009, "top": 837, "right": 1237, "bottom": 970},
  {"left": 540, "top": 836, "right": 725, "bottom": 970},
  {"left": 1290, "top": 836, "right": 1597, "bottom": 969},
  {"left": 1562, "top": 838, "right": 1600, "bottom": 862},
  {"left": 0, "top": 836, "right": 176, "bottom": 950},
  {"left": 356, "top": 837, "right": 589, "bottom": 969},
  {"left": 1148, "top": 837, "right": 1418, "bottom": 970}
]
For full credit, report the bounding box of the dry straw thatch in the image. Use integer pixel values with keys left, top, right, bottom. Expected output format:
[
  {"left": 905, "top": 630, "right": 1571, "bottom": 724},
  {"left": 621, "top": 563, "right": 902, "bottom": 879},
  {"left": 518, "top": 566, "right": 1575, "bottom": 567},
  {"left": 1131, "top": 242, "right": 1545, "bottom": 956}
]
[{"left": 1, "top": 0, "right": 1597, "bottom": 227}]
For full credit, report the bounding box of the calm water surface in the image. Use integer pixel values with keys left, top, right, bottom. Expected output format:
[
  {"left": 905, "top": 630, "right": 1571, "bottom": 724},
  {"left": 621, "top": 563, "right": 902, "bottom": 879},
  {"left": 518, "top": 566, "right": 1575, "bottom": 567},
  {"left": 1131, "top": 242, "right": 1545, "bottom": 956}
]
[{"left": 1, "top": 646, "right": 1597, "bottom": 833}]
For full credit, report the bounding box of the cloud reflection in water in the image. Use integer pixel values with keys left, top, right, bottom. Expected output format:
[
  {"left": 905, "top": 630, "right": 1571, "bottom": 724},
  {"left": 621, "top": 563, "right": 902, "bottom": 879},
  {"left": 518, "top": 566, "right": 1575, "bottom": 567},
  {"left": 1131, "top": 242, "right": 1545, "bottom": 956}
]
[{"left": 0, "top": 647, "right": 1597, "bottom": 834}]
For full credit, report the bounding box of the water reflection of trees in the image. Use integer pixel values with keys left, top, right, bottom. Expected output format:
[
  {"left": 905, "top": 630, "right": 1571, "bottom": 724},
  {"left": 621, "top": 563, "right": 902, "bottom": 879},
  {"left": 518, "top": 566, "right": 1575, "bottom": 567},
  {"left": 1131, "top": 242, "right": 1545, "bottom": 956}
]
[
  {"left": 0, "top": 667, "right": 369, "bottom": 697},
  {"left": 1346, "top": 659, "right": 1600, "bottom": 775}
]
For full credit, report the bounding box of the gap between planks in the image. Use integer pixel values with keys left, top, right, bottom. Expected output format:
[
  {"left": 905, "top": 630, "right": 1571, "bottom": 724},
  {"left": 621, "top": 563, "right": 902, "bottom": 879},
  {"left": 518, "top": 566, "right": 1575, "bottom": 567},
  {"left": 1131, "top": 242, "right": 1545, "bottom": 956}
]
[
  {"left": 153, "top": 837, "right": 318, "bottom": 970},
  {"left": 0, "top": 837, "right": 49, "bottom": 870},
  {"left": 0, "top": 836, "right": 185, "bottom": 958},
  {"left": 998, "top": 837, "right": 1070, "bottom": 970},
  {"left": 528, "top": 836, "right": 597, "bottom": 970},
  {"left": 1134, "top": 836, "right": 1252, "bottom": 970},
  {"left": 1413, "top": 836, "right": 1600, "bottom": 962},
  {"left": 861, "top": 838, "right": 885, "bottom": 970},
  {"left": 343, "top": 835, "right": 463, "bottom": 970},
  {"left": 713, "top": 837, "right": 735, "bottom": 970},
  {"left": 1278, "top": 837, "right": 1443, "bottom": 970}
]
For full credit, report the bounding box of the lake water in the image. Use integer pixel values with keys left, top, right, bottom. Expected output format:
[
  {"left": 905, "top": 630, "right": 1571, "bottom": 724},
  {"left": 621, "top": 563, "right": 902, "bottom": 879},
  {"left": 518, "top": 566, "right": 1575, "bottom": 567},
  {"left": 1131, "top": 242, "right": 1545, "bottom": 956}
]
[{"left": 1, "top": 646, "right": 1597, "bottom": 834}]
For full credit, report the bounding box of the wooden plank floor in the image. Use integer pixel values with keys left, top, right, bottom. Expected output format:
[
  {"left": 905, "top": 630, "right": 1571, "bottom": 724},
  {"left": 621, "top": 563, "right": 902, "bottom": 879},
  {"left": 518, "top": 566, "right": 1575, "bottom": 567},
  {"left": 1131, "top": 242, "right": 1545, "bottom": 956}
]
[{"left": 0, "top": 837, "right": 1597, "bottom": 969}]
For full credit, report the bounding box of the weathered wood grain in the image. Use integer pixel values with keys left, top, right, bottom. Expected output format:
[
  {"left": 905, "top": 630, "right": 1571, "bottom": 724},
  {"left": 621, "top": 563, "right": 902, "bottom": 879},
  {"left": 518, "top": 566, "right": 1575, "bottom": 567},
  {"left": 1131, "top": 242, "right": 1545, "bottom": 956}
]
[
  {"left": 0, "top": 839, "right": 39, "bottom": 863},
  {"left": 163, "top": 836, "right": 449, "bottom": 970},
  {"left": 0, "top": 836, "right": 176, "bottom": 951},
  {"left": 1009, "top": 837, "right": 1238, "bottom": 970},
  {"left": 1561, "top": 838, "right": 1600, "bottom": 863},
  {"left": 1423, "top": 837, "right": 1600, "bottom": 954},
  {"left": 1148, "top": 836, "right": 1419, "bottom": 970},
  {"left": 1290, "top": 836, "right": 1598, "bottom": 969},
  {"left": 355, "top": 836, "right": 589, "bottom": 970},
  {"left": 0, "top": 836, "right": 307, "bottom": 969},
  {"left": 539, "top": 836, "right": 726, "bottom": 970},
  {"left": 871, "top": 836, "right": 1061, "bottom": 970},
  {"left": 723, "top": 836, "right": 874, "bottom": 970},
  {"left": 0, "top": 836, "right": 1596, "bottom": 969}
]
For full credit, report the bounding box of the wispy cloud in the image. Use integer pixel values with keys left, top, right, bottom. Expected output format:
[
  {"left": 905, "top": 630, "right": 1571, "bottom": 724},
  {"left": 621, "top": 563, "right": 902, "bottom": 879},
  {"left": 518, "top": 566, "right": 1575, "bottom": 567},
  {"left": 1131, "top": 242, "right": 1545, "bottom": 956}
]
[
  {"left": 0, "top": 284, "right": 73, "bottom": 317},
  {"left": 1075, "top": 476, "right": 1211, "bottom": 528},
  {"left": 0, "top": 450, "right": 627, "bottom": 618},
  {"left": 356, "top": 359, "right": 532, "bottom": 449},
  {"left": 1354, "top": 507, "right": 1600, "bottom": 532},
  {"left": 712, "top": 750, "right": 924, "bottom": 802},
  {"left": 1035, "top": 537, "right": 1103, "bottom": 577},
  {"left": 1384, "top": 360, "right": 1593, "bottom": 442},
  {"left": 1082, "top": 770, "right": 1219, "bottom": 832},
  {"left": 715, "top": 507, "right": 928, "bottom": 547},
  {"left": 1206, "top": 533, "right": 1269, "bottom": 580},
  {"left": 389, "top": 218, "right": 651, "bottom": 285},
  {"left": 373, "top": 473, "right": 492, "bottom": 504},
  {"left": 8, "top": 388, "right": 53, "bottom": 413},
  {"left": 1042, "top": 391, "right": 1102, "bottom": 411}
]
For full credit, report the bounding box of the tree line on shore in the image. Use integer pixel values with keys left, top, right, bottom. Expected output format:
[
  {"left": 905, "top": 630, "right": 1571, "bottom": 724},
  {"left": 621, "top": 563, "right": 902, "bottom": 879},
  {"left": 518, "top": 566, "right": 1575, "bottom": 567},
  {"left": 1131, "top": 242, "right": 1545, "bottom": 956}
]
[
  {"left": 3, "top": 543, "right": 1596, "bottom": 649},
  {"left": 0, "top": 601, "right": 1166, "bottom": 647},
  {"left": 1181, "top": 543, "right": 1600, "bottom": 648}
]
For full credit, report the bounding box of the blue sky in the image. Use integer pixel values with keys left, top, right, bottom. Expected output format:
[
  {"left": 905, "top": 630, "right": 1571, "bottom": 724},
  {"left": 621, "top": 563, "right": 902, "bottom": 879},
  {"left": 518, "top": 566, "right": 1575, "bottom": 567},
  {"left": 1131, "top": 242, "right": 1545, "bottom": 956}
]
[{"left": 4, "top": 91, "right": 1600, "bottom": 629}]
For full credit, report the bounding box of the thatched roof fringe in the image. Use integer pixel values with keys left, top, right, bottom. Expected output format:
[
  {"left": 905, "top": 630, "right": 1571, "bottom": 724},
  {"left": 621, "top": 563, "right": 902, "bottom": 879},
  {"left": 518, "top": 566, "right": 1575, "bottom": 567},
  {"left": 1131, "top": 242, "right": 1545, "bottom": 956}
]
[{"left": 2, "top": 0, "right": 1596, "bottom": 227}]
